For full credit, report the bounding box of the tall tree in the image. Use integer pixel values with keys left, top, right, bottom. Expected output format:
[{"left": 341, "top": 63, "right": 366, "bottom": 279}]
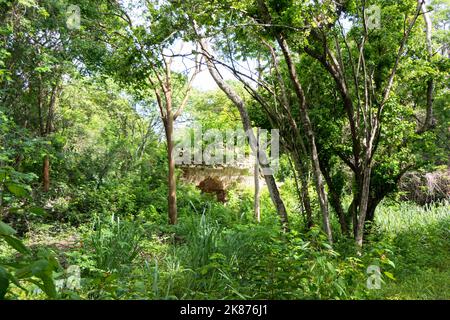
[
  {"left": 0, "top": 0, "right": 77, "bottom": 192},
  {"left": 195, "top": 34, "right": 289, "bottom": 229},
  {"left": 94, "top": 1, "right": 201, "bottom": 224}
]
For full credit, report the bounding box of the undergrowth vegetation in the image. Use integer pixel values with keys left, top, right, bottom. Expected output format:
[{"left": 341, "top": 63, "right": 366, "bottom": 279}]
[
  {"left": 1, "top": 178, "right": 448, "bottom": 299},
  {"left": 1, "top": 0, "right": 449, "bottom": 301}
]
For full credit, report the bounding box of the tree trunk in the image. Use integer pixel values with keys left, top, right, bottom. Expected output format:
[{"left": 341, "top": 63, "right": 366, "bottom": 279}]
[
  {"left": 348, "top": 196, "right": 358, "bottom": 238},
  {"left": 254, "top": 128, "right": 261, "bottom": 223},
  {"left": 40, "top": 81, "right": 60, "bottom": 193},
  {"left": 165, "top": 113, "right": 177, "bottom": 225},
  {"left": 355, "top": 161, "right": 372, "bottom": 247},
  {"left": 43, "top": 155, "right": 50, "bottom": 192},
  {"left": 301, "top": 175, "right": 314, "bottom": 229},
  {"left": 37, "top": 76, "right": 44, "bottom": 136},
  {"left": 321, "top": 163, "right": 348, "bottom": 235},
  {"left": 290, "top": 153, "right": 313, "bottom": 228},
  {"left": 198, "top": 37, "right": 289, "bottom": 230},
  {"left": 275, "top": 34, "right": 332, "bottom": 243},
  {"left": 45, "top": 83, "right": 59, "bottom": 134},
  {"left": 418, "top": 0, "right": 434, "bottom": 133},
  {"left": 363, "top": 196, "right": 383, "bottom": 235}
]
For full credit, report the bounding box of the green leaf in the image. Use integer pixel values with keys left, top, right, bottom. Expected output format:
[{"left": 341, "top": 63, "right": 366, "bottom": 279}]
[
  {"left": 29, "top": 207, "right": 47, "bottom": 216},
  {"left": 386, "top": 260, "right": 395, "bottom": 268},
  {"left": 37, "top": 274, "right": 57, "bottom": 298},
  {"left": 0, "top": 168, "right": 8, "bottom": 180},
  {"left": 2, "top": 235, "right": 30, "bottom": 255},
  {"left": 28, "top": 271, "right": 57, "bottom": 299},
  {"left": 16, "top": 260, "right": 47, "bottom": 279},
  {"left": 384, "top": 271, "right": 396, "bottom": 281},
  {"left": 0, "top": 266, "right": 9, "bottom": 299},
  {"left": 0, "top": 221, "right": 16, "bottom": 236},
  {"left": 5, "top": 182, "right": 29, "bottom": 197},
  {"left": 18, "top": 0, "right": 36, "bottom": 7}
]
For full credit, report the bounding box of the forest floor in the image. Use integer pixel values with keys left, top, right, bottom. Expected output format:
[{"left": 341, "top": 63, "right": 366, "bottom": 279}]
[{"left": 1, "top": 199, "right": 449, "bottom": 300}]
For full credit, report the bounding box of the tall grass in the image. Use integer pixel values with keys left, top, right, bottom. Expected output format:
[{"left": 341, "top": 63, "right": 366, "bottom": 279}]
[
  {"left": 88, "top": 214, "right": 142, "bottom": 272},
  {"left": 371, "top": 200, "right": 450, "bottom": 299},
  {"left": 375, "top": 200, "right": 450, "bottom": 234}
]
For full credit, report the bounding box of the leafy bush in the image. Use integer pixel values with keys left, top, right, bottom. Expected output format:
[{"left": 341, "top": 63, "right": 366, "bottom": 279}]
[
  {"left": 0, "top": 221, "right": 60, "bottom": 299},
  {"left": 0, "top": 159, "right": 59, "bottom": 300}
]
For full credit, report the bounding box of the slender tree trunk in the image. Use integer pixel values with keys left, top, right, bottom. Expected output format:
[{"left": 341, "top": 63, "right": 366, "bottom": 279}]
[
  {"left": 254, "top": 128, "right": 261, "bottom": 223},
  {"left": 37, "top": 77, "right": 44, "bottom": 136},
  {"left": 43, "top": 155, "right": 50, "bottom": 192},
  {"left": 275, "top": 34, "right": 332, "bottom": 243},
  {"left": 321, "top": 164, "right": 348, "bottom": 235},
  {"left": 301, "top": 174, "right": 314, "bottom": 229},
  {"left": 418, "top": 0, "right": 434, "bottom": 133},
  {"left": 346, "top": 189, "right": 359, "bottom": 238},
  {"left": 41, "top": 82, "right": 60, "bottom": 193},
  {"left": 290, "top": 153, "right": 313, "bottom": 228},
  {"left": 45, "top": 84, "right": 59, "bottom": 134},
  {"left": 165, "top": 113, "right": 177, "bottom": 225},
  {"left": 197, "top": 37, "right": 289, "bottom": 230},
  {"left": 355, "top": 158, "right": 372, "bottom": 247}
]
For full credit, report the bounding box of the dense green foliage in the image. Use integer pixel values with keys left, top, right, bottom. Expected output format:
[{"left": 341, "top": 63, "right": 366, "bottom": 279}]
[{"left": 0, "top": 0, "right": 449, "bottom": 300}]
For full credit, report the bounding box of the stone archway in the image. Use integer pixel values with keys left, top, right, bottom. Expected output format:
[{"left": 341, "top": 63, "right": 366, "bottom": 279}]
[
  {"left": 179, "top": 165, "right": 259, "bottom": 203},
  {"left": 198, "top": 177, "right": 227, "bottom": 202}
]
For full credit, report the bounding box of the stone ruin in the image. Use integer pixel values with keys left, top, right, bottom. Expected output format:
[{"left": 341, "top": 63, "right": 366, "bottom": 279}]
[{"left": 178, "top": 162, "right": 256, "bottom": 202}]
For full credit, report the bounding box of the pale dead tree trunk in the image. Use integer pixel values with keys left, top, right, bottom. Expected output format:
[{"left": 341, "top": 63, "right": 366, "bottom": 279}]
[
  {"left": 418, "top": 0, "right": 434, "bottom": 133},
  {"left": 196, "top": 35, "right": 289, "bottom": 230},
  {"left": 254, "top": 128, "right": 261, "bottom": 223}
]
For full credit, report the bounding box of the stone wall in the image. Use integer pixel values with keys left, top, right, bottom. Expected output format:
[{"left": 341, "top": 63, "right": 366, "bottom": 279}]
[{"left": 179, "top": 165, "right": 263, "bottom": 202}]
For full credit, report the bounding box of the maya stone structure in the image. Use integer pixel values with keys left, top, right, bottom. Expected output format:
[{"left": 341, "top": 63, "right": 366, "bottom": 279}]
[{"left": 178, "top": 161, "right": 258, "bottom": 202}]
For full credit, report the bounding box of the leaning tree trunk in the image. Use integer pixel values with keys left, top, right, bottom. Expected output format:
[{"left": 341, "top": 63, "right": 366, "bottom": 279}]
[
  {"left": 275, "top": 34, "right": 333, "bottom": 243},
  {"left": 197, "top": 37, "right": 289, "bottom": 230},
  {"left": 254, "top": 0, "right": 332, "bottom": 241}
]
